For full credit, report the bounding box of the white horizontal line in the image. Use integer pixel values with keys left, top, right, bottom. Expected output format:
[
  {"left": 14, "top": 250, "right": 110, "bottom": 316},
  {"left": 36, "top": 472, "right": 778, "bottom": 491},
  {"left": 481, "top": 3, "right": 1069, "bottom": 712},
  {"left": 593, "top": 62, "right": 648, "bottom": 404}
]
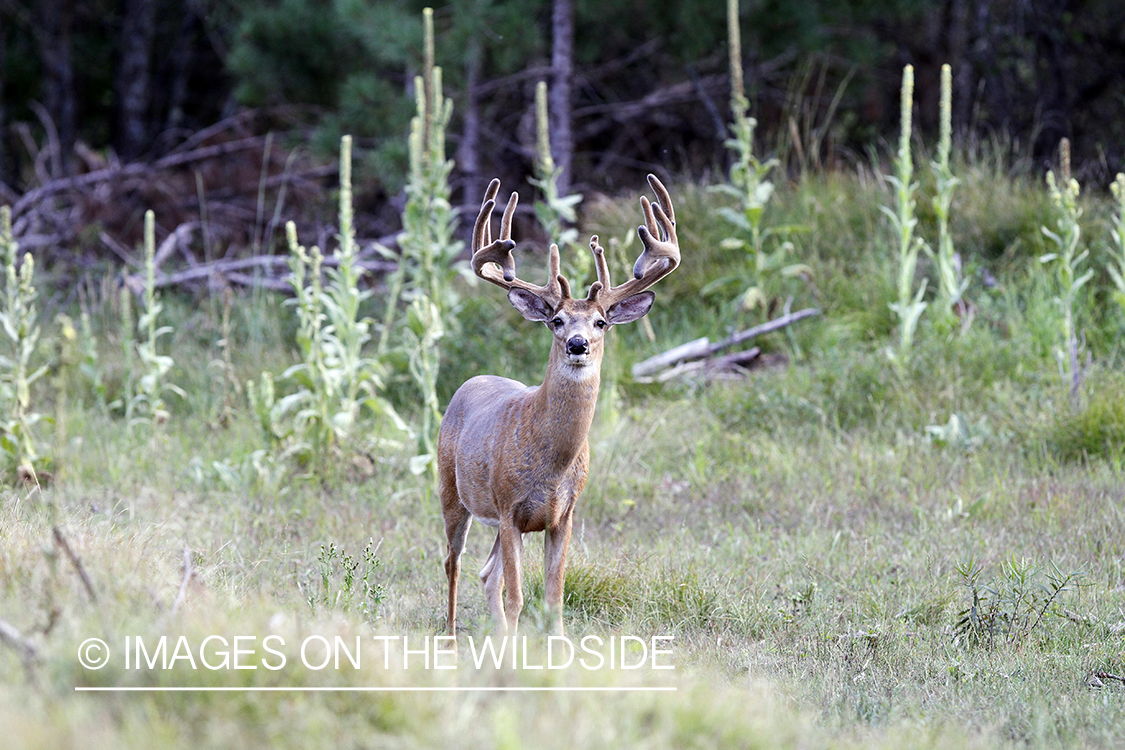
[{"left": 75, "top": 686, "right": 677, "bottom": 693}]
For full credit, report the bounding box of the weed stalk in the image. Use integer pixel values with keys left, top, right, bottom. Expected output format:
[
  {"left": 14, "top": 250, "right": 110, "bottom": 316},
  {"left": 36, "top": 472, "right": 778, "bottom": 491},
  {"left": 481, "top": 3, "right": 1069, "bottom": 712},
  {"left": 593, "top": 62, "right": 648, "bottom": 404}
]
[
  {"left": 929, "top": 64, "right": 967, "bottom": 326},
  {"left": 531, "top": 80, "right": 585, "bottom": 284},
  {"left": 884, "top": 64, "right": 928, "bottom": 361},
  {"left": 1106, "top": 173, "right": 1125, "bottom": 318},
  {"left": 1040, "top": 139, "right": 1091, "bottom": 409},
  {"left": 0, "top": 206, "right": 47, "bottom": 478},
  {"left": 393, "top": 7, "right": 462, "bottom": 481},
  {"left": 253, "top": 137, "right": 402, "bottom": 480},
  {"left": 712, "top": 0, "right": 807, "bottom": 318},
  {"left": 127, "top": 211, "right": 183, "bottom": 429}
]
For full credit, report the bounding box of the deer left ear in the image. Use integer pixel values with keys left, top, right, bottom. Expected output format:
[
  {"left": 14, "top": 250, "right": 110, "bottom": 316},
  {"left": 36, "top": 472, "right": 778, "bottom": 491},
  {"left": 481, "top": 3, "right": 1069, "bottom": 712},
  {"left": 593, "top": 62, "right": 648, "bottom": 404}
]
[{"left": 605, "top": 291, "right": 655, "bottom": 325}]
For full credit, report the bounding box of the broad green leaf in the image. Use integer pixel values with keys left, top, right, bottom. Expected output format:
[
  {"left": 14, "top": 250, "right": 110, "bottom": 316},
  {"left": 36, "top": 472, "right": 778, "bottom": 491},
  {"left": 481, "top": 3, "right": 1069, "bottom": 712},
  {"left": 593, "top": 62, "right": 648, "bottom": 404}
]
[{"left": 409, "top": 453, "right": 433, "bottom": 475}]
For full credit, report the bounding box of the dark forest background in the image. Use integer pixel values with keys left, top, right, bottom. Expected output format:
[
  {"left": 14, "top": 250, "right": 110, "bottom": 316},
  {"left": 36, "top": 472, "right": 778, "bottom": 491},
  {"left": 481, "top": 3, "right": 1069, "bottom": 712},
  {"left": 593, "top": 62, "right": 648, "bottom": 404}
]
[{"left": 1, "top": 0, "right": 1123, "bottom": 269}]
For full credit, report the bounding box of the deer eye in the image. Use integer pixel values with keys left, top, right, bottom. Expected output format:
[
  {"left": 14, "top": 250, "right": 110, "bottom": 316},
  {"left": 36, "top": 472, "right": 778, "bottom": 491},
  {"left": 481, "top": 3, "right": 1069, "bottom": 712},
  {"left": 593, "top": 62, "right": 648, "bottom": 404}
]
[
  {"left": 551, "top": 318, "right": 563, "bottom": 329},
  {"left": 595, "top": 319, "right": 607, "bottom": 329}
]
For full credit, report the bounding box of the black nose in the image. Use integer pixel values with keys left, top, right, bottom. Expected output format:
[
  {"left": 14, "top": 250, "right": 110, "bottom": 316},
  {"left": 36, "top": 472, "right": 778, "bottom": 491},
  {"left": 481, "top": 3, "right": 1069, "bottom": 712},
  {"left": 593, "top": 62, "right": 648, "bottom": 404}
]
[{"left": 567, "top": 336, "right": 588, "bottom": 355}]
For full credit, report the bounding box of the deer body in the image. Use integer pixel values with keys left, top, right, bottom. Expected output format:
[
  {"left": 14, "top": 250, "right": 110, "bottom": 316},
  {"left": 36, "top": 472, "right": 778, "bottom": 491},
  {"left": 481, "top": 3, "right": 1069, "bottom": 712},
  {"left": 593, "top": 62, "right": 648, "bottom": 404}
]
[
  {"left": 440, "top": 361, "right": 596, "bottom": 535},
  {"left": 441, "top": 176, "right": 680, "bottom": 636}
]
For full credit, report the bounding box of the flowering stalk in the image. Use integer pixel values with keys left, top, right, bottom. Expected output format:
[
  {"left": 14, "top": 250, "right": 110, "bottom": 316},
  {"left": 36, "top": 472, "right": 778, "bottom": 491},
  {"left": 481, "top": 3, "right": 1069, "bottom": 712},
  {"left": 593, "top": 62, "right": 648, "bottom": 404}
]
[
  {"left": 883, "top": 65, "right": 928, "bottom": 360},
  {"left": 930, "top": 64, "right": 967, "bottom": 323}
]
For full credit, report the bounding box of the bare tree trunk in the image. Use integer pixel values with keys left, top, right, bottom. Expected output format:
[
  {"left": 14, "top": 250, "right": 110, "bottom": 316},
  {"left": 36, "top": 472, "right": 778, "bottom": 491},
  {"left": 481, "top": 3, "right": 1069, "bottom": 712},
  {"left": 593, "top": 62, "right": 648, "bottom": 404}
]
[
  {"left": 0, "top": 16, "right": 7, "bottom": 186},
  {"left": 116, "top": 0, "right": 157, "bottom": 160},
  {"left": 947, "top": 0, "right": 971, "bottom": 138},
  {"left": 36, "top": 0, "right": 76, "bottom": 176},
  {"left": 459, "top": 34, "right": 484, "bottom": 209},
  {"left": 164, "top": 1, "right": 199, "bottom": 138},
  {"left": 550, "top": 0, "right": 574, "bottom": 193}
]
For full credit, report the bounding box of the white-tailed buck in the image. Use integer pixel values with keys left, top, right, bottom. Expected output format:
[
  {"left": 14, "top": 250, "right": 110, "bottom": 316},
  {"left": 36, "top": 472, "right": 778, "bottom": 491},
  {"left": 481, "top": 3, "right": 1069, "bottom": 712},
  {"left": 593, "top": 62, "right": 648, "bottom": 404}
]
[{"left": 439, "top": 174, "right": 680, "bottom": 635}]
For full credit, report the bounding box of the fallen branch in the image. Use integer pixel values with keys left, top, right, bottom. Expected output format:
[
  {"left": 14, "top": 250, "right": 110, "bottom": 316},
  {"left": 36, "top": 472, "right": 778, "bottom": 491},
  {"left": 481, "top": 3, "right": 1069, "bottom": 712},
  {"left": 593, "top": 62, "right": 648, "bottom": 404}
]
[
  {"left": 639, "top": 346, "right": 761, "bottom": 383},
  {"left": 709, "top": 346, "right": 763, "bottom": 371},
  {"left": 632, "top": 307, "right": 820, "bottom": 381},
  {"left": 574, "top": 74, "right": 728, "bottom": 142},
  {"left": 123, "top": 251, "right": 397, "bottom": 292},
  {"left": 0, "top": 616, "right": 37, "bottom": 664},
  {"left": 632, "top": 337, "right": 711, "bottom": 378},
  {"left": 53, "top": 526, "right": 98, "bottom": 604},
  {"left": 224, "top": 273, "right": 292, "bottom": 292},
  {"left": 152, "top": 221, "right": 199, "bottom": 271},
  {"left": 707, "top": 307, "right": 821, "bottom": 355},
  {"left": 11, "top": 136, "right": 269, "bottom": 223}
]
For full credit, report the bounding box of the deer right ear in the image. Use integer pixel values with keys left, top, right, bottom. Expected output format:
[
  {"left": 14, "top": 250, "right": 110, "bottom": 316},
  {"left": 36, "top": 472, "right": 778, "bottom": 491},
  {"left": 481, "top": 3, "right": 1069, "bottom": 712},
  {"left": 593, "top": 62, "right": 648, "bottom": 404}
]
[{"left": 508, "top": 288, "right": 554, "bottom": 322}]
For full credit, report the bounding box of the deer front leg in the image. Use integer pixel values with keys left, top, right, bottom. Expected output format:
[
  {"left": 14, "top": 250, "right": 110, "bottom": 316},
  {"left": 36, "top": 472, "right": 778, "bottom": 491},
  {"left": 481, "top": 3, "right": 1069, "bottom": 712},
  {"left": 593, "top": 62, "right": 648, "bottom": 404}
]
[
  {"left": 543, "top": 508, "right": 574, "bottom": 635},
  {"left": 499, "top": 519, "right": 525, "bottom": 633}
]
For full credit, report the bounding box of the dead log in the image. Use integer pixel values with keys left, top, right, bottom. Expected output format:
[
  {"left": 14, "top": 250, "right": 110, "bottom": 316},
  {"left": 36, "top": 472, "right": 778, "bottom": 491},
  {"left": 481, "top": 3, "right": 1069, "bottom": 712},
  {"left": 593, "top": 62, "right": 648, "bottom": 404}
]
[
  {"left": 708, "top": 346, "right": 763, "bottom": 371},
  {"left": 631, "top": 307, "right": 820, "bottom": 381},
  {"left": 636, "top": 346, "right": 761, "bottom": 383},
  {"left": 706, "top": 307, "right": 821, "bottom": 356},
  {"left": 631, "top": 336, "right": 711, "bottom": 378}
]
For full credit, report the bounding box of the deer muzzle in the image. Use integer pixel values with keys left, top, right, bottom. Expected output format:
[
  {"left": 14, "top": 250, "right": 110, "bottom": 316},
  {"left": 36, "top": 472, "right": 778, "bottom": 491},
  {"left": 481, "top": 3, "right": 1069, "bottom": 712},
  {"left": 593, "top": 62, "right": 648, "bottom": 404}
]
[{"left": 567, "top": 335, "right": 589, "bottom": 357}]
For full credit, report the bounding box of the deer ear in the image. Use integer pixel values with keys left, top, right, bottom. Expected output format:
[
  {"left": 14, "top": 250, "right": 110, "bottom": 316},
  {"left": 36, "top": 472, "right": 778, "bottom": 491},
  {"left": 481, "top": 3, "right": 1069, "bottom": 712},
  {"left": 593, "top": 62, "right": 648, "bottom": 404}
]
[
  {"left": 508, "top": 288, "right": 554, "bottom": 322},
  {"left": 605, "top": 291, "right": 655, "bottom": 325}
]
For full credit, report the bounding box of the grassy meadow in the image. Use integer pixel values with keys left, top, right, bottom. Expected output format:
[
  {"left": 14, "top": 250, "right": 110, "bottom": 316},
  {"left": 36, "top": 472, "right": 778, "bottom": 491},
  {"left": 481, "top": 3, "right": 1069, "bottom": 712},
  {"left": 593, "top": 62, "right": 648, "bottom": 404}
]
[{"left": 2, "top": 148, "right": 1125, "bottom": 748}]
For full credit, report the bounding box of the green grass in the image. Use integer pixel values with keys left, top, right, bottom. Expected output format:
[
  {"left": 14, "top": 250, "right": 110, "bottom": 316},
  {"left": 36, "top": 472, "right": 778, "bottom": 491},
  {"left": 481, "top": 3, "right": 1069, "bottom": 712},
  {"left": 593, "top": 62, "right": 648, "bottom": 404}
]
[{"left": 3, "top": 161, "right": 1125, "bottom": 748}]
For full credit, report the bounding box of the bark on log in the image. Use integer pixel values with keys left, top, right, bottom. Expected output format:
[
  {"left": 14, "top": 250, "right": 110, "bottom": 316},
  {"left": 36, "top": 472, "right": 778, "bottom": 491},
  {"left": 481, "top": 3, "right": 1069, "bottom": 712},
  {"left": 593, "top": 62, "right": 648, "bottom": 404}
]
[
  {"left": 631, "top": 308, "right": 820, "bottom": 381},
  {"left": 706, "top": 307, "right": 821, "bottom": 355}
]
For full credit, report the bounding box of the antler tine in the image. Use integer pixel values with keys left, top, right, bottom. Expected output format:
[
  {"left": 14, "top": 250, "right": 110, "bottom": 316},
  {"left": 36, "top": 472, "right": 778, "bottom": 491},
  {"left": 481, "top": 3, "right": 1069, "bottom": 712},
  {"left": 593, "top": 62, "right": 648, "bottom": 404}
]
[
  {"left": 471, "top": 178, "right": 566, "bottom": 308},
  {"left": 586, "top": 235, "right": 610, "bottom": 301},
  {"left": 472, "top": 182, "right": 499, "bottom": 258},
  {"left": 471, "top": 190, "right": 517, "bottom": 285},
  {"left": 634, "top": 174, "right": 678, "bottom": 277},
  {"left": 479, "top": 178, "right": 501, "bottom": 247},
  {"left": 594, "top": 174, "right": 681, "bottom": 308}
]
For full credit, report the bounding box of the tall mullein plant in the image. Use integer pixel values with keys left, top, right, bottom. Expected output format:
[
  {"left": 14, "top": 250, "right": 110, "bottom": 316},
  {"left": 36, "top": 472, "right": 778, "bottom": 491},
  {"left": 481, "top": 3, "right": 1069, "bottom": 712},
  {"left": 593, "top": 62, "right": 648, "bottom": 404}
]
[
  {"left": 377, "top": 8, "right": 461, "bottom": 358},
  {"left": 712, "top": 0, "right": 806, "bottom": 317},
  {"left": 1039, "top": 139, "right": 1091, "bottom": 409},
  {"left": 722, "top": 0, "right": 773, "bottom": 245},
  {"left": 321, "top": 136, "right": 393, "bottom": 434},
  {"left": 393, "top": 7, "right": 463, "bottom": 479},
  {"left": 1106, "top": 173, "right": 1125, "bottom": 317},
  {"left": 884, "top": 65, "right": 928, "bottom": 360},
  {"left": 128, "top": 210, "right": 184, "bottom": 429},
  {"left": 260, "top": 138, "right": 404, "bottom": 476},
  {"left": 530, "top": 80, "right": 585, "bottom": 284},
  {"left": 930, "top": 64, "right": 968, "bottom": 324},
  {"left": 280, "top": 222, "right": 331, "bottom": 462},
  {"left": 0, "top": 206, "right": 47, "bottom": 477}
]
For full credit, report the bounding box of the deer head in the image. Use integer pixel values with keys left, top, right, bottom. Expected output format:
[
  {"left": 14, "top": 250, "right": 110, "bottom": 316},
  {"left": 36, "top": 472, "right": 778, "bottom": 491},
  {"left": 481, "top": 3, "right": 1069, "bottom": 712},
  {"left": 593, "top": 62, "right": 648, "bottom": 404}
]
[{"left": 470, "top": 174, "right": 679, "bottom": 373}]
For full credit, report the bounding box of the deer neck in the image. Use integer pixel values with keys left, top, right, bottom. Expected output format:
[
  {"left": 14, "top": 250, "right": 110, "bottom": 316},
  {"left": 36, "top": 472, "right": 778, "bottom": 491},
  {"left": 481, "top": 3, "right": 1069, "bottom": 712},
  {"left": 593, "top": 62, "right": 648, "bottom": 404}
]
[{"left": 527, "top": 346, "right": 602, "bottom": 468}]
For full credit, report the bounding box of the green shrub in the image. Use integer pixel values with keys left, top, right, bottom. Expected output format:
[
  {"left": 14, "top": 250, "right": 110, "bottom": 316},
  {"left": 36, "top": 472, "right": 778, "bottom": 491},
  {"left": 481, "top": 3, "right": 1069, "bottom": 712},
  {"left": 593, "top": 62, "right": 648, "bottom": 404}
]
[
  {"left": 1043, "top": 369, "right": 1125, "bottom": 462},
  {"left": 954, "top": 556, "right": 1086, "bottom": 650},
  {"left": 0, "top": 207, "right": 47, "bottom": 479}
]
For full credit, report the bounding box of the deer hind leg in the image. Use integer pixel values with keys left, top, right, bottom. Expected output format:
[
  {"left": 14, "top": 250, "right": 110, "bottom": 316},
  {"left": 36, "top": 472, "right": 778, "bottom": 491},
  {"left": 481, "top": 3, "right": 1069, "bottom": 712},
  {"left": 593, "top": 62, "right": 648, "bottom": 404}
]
[
  {"left": 543, "top": 507, "right": 575, "bottom": 635},
  {"left": 443, "top": 508, "right": 471, "bottom": 637},
  {"left": 481, "top": 522, "right": 524, "bottom": 634},
  {"left": 480, "top": 532, "right": 506, "bottom": 629}
]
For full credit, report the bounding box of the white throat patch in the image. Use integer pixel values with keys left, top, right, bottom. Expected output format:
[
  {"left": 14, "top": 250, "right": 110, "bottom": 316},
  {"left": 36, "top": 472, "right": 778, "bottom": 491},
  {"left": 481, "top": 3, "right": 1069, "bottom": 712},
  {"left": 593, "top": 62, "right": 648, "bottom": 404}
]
[{"left": 560, "top": 357, "right": 599, "bottom": 381}]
